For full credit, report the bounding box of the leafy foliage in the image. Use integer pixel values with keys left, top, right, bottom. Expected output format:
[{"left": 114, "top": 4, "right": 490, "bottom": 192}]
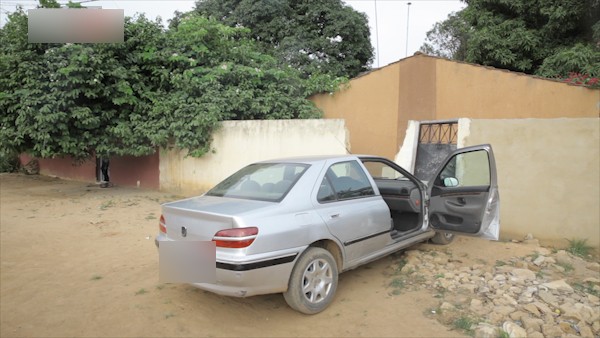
[
  {"left": 0, "top": 10, "right": 343, "bottom": 160},
  {"left": 194, "top": 0, "right": 373, "bottom": 78},
  {"left": 420, "top": 0, "right": 600, "bottom": 80},
  {"left": 420, "top": 11, "right": 470, "bottom": 60}
]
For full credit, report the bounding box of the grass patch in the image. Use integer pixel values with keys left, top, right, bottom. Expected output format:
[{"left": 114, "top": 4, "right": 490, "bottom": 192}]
[
  {"left": 90, "top": 275, "right": 102, "bottom": 281},
  {"left": 495, "top": 260, "right": 507, "bottom": 267},
  {"left": 434, "top": 273, "right": 445, "bottom": 279},
  {"left": 145, "top": 213, "right": 156, "bottom": 220},
  {"left": 497, "top": 330, "right": 510, "bottom": 338},
  {"left": 453, "top": 316, "right": 476, "bottom": 335},
  {"left": 100, "top": 200, "right": 115, "bottom": 210},
  {"left": 566, "top": 238, "right": 593, "bottom": 258},
  {"left": 556, "top": 261, "right": 574, "bottom": 273},
  {"left": 164, "top": 312, "right": 175, "bottom": 319},
  {"left": 393, "top": 258, "right": 408, "bottom": 275},
  {"left": 135, "top": 288, "right": 148, "bottom": 295},
  {"left": 573, "top": 281, "right": 600, "bottom": 297}
]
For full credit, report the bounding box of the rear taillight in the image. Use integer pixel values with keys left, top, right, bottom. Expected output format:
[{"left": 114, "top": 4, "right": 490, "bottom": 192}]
[
  {"left": 212, "top": 227, "right": 258, "bottom": 248},
  {"left": 159, "top": 215, "right": 167, "bottom": 234}
]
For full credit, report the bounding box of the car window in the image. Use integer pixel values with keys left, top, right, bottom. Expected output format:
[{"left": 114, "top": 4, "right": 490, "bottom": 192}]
[
  {"left": 322, "top": 161, "right": 374, "bottom": 201},
  {"left": 207, "top": 163, "right": 309, "bottom": 202},
  {"left": 317, "top": 177, "right": 336, "bottom": 202},
  {"left": 436, "top": 150, "right": 490, "bottom": 187},
  {"left": 362, "top": 161, "right": 406, "bottom": 180}
]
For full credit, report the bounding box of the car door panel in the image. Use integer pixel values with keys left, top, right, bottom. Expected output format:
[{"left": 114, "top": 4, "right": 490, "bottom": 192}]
[{"left": 427, "top": 144, "right": 500, "bottom": 240}]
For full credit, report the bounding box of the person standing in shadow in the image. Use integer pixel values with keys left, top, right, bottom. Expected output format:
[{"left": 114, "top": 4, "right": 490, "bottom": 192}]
[{"left": 100, "top": 157, "right": 110, "bottom": 188}]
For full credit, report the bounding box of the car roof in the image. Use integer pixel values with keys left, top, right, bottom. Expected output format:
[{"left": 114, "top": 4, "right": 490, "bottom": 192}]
[{"left": 256, "top": 154, "right": 366, "bottom": 165}]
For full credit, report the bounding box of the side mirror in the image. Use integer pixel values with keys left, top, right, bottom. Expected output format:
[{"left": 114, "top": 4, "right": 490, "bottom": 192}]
[{"left": 443, "top": 177, "right": 459, "bottom": 187}]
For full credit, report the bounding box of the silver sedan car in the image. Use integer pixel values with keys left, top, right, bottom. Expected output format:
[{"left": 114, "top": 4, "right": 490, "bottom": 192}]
[{"left": 156, "top": 144, "right": 499, "bottom": 314}]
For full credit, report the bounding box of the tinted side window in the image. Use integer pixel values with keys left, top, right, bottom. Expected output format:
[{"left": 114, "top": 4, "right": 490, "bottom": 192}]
[
  {"left": 317, "top": 177, "right": 336, "bottom": 202},
  {"left": 326, "top": 161, "right": 374, "bottom": 200}
]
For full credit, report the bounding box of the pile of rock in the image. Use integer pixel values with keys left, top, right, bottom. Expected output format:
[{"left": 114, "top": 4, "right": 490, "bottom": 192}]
[{"left": 392, "top": 241, "right": 600, "bottom": 337}]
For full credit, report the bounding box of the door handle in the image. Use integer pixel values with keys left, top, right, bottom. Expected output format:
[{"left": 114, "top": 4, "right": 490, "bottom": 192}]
[
  {"left": 330, "top": 213, "right": 340, "bottom": 219},
  {"left": 447, "top": 198, "right": 466, "bottom": 207}
]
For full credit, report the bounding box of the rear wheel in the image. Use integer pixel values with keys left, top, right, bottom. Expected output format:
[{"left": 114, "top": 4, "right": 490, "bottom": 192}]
[
  {"left": 283, "top": 247, "right": 338, "bottom": 314},
  {"left": 431, "top": 232, "right": 455, "bottom": 245}
]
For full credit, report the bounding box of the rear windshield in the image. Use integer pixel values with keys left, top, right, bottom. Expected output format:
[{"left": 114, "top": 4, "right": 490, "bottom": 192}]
[{"left": 206, "top": 163, "right": 310, "bottom": 202}]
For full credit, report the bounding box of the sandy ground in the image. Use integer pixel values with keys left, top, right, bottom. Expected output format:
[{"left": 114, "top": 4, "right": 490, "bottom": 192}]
[{"left": 1, "top": 173, "right": 551, "bottom": 337}]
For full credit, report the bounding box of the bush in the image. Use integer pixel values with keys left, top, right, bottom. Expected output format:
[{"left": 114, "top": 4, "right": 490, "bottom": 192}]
[{"left": 0, "top": 148, "right": 20, "bottom": 173}]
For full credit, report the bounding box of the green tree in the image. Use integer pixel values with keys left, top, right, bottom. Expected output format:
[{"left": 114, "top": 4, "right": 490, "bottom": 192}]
[
  {"left": 420, "top": 11, "right": 470, "bottom": 60},
  {"left": 194, "top": 0, "right": 373, "bottom": 78},
  {"left": 1, "top": 11, "right": 343, "bottom": 160},
  {"left": 420, "top": 0, "right": 600, "bottom": 78}
]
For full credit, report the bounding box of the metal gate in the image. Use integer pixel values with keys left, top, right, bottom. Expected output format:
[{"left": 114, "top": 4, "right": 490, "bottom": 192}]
[{"left": 413, "top": 120, "right": 458, "bottom": 181}]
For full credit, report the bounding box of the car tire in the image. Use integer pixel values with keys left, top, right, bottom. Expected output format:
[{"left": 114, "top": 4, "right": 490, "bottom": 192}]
[
  {"left": 431, "top": 232, "right": 455, "bottom": 245},
  {"left": 283, "top": 247, "right": 338, "bottom": 314}
]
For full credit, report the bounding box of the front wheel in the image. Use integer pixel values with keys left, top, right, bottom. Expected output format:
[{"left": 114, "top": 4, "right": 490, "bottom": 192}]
[
  {"left": 283, "top": 247, "right": 338, "bottom": 314},
  {"left": 431, "top": 232, "right": 455, "bottom": 245}
]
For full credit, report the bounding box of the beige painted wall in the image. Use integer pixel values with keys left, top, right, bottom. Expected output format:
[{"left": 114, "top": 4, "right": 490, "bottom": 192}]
[
  {"left": 159, "top": 119, "right": 349, "bottom": 194},
  {"left": 462, "top": 118, "right": 600, "bottom": 247},
  {"left": 435, "top": 59, "right": 600, "bottom": 120},
  {"left": 312, "top": 54, "right": 600, "bottom": 161},
  {"left": 310, "top": 63, "right": 401, "bottom": 158}
]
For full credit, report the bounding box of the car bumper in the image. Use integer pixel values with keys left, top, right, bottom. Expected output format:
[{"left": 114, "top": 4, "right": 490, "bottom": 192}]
[{"left": 155, "top": 234, "right": 303, "bottom": 297}]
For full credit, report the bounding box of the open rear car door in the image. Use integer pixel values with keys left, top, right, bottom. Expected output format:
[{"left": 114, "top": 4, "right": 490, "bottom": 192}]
[{"left": 427, "top": 144, "right": 500, "bottom": 240}]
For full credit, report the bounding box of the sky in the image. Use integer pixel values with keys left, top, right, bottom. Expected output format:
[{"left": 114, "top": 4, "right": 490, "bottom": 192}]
[{"left": 0, "top": 0, "right": 465, "bottom": 68}]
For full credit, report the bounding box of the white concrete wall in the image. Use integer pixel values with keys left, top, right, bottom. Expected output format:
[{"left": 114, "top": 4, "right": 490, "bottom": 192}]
[
  {"left": 394, "top": 118, "right": 600, "bottom": 247},
  {"left": 160, "top": 119, "right": 349, "bottom": 194},
  {"left": 463, "top": 118, "right": 600, "bottom": 247}
]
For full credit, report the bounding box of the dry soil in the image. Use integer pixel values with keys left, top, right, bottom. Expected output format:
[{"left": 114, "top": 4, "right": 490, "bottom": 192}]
[{"left": 0, "top": 173, "right": 585, "bottom": 337}]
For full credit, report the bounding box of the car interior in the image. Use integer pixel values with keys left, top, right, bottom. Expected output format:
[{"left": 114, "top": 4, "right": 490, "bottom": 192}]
[{"left": 361, "top": 160, "right": 423, "bottom": 239}]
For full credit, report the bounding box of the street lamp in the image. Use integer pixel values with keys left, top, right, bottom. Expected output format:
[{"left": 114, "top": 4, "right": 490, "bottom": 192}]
[{"left": 406, "top": 2, "right": 411, "bottom": 57}]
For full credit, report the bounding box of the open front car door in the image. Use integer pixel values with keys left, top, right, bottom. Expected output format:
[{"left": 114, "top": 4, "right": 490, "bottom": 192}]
[{"left": 427, "top": 144, "right": 500, "bottom": 240}]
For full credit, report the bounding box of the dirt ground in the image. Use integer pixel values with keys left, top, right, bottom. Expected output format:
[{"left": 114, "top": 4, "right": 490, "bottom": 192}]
[{"left": 0, "top": 173, "right": 572, "bottom": 337}]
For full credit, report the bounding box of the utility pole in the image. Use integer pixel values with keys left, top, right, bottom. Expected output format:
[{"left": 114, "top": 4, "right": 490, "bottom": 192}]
[
  {"left": 405, "top": 2, "right": 411, "bottom": 57},
  {"left": 374, "top": 0, "right": 380, "bottom": 67}
]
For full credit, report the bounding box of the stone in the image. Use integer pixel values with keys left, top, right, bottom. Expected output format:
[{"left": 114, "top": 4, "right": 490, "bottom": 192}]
[
  {"left": 537, "top": 291, "right": 559, "bottom": 308},
  {"left": 526, "top": 331, "right": 544, "bottom": 338},
  {"left": 473, "top": 323, "right": 499, "bottom": 338},
  {"left": 502, "top": 294, "right": 518, "bottom": 306},
  {"left": 494, "top": 274, "right": 507, "bottom": 282},
  {"left": 521, "top": 317, "right": 544, "bottom": 332},
  {"left": 578, "top": 323, "right": 594, "bottom": 337},
  {"left": 503, "top": 321, "right": 528, "bottom": 338},
  {"left": 555, "top": 250, "right": 574, "bottom": 265},
  {"left": 558, "top": 321, "right": 578, "bottom": 335},
  {"left": 560, "top": 303, "right": 599, "bottom": 324},
  {"left": 534, "top": 247, "right": 551, "bottom": 255},
  {"left": 523, "top": 238, "right": 540, "bottom": 246},
  {"left": 440, "top": 302, "right": 456, "bottom": 311},
  {"left": 524, "top": 233, "right": 534, "bottom": 240},
  {"left": 586, "top": 262, "right": 600, "bottom": 272},
  {"left": 586, "top": 293, "right": 599, "bottom": 304},
  {"left": 470, "top": 298, "right": 483, "bottom": 311},
  {"left": 510, "top": 268, "right": 536, "bottom": 281},
  {"left": 533, "top": 256, "right": 545, "bottom": 266},
  {"left": 542, "top": 324, "right": 564, "bottom": 337},
  {"left": 592, "top": 320, "right": 600, "bottom": 332},
  {"left": 522, "top": 303, "right": 541, "bottom": 317},
  {"left": 531, "top": 301, "right": 552, "bottom": 315},
  {"left": 509, "top": 311, "right": 528, "bottom": 321},
  {"left": 583, "top": 277, "right": 600, "bottom": 284},
  {"left": 459, "top": 283, "right": 477, "bottom": 293},
  {"left": 494, "top": 305, "right": 516, "bottom": 316},
  {"left": 542, "top": 279, "right": 574, "bottom": 293}
]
